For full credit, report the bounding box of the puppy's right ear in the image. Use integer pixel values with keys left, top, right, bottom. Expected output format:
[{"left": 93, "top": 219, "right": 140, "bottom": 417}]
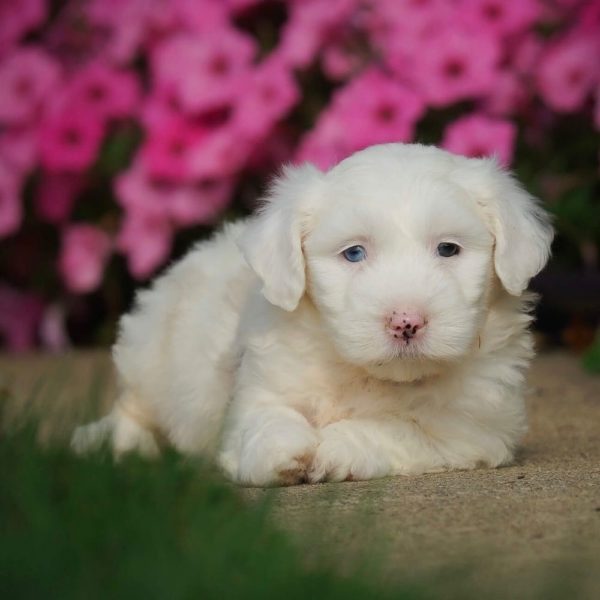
[{"left": 237, "top": 164, "right": 324, "bottom": 312}]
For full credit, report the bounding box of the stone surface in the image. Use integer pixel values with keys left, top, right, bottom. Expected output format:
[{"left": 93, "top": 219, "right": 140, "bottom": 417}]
[{"left": 1, "top": 350, "right": 599, "bottom": 594}]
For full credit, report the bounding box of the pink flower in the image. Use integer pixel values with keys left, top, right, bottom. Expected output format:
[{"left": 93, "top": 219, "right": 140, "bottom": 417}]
[
  {"left": 188, "top": 126, "right": 253, "bottom": 179},
  {"left": 0, "top": 0, "right": 47, "bottom": 54},
  {"left": 0, "top": 126, "right": 38, "bottom": 177},
  {"left": 295, "top": 110, "right": 349, "bottom": 170},
  {"left": 35, "top": 171, "right": 85, "bottom": 224},
  {"left": 0, "top": 47, "right": 61, "bottom": 124},
  {"left": 367, "top": 0, "right": 454, "bottom": 72},
  {"left": 85, "top": 0, "right": 178, "bottom": 64},
  {"left": 297, "top": 68, "right": 424, "bottom": 168},
  {"left": 39, "top": 110, "right": 105, "bottom": 172},
  {"left": 141, "top": 117, "right": 208, "bottom": 182},
  {"left": 141, "top": 89, "right": 181, "bottom": 131},
  {"left": 171, "top": 0, "right": 229, "bottom": 33},
  {"left": 577, "top": 1, "right": 600, "bottom": 33},
  {"left": 0, "top": 160, "right": 22, "bottom": 238},
  {"left": 550, "top": 0, "right": 583, "bottom": 7},
  {"left": 0, "top": 284, "right": 44, "bottom": 352},
  {"left": 536, "top": 35, "right": 600, "bottom": 112},
  {"left": 410, "top": 23, "right": 501, "bottom": 107},
  {"left": 481, "top": 70, "right": 529, "bottom": 117},
  {"left": 321, "top": 40, "right": 365, "bottom": 81},
  {"left": 59, "top": 225, "right": 112, "bottom": 294},
  {"left": 456, "top": 0, "right": 541, "bottom": 37},
  {"left": 39, "top": 303, "right": 70, "bottom": 352},
  {"left": 278, "top": 0, "right": 358, "bottom": 69},
  {"left": 441, "top": 114, "right": 516, "bottom": 166},
  {"left": 230, "top": 59, "right": 299, "bottom": 140},
  {"left": 510, "top": 33, "right": 544, "bottom": 75},
  {"left": 117, "top": 211, "right": 173, "bottom": 280},
  {"left": 152, "top": 30, "right": 256, "bottom": 114},
  {"left": 168, "top": 178, "right": 234, "bottom": 226},
  {"left": 332, "top": 70, "right": 425, "bottom": 149},
  {"left": 245, "top": 128, "right": 296, "bottom": 172},
  {"left": 116, "top": 159, "right": 233, "bottom": 228},
  {"left": 225, "top": 0, "right": 263, "bottom": 14},
  {"left": 62, "top": 63, "right": 141, "bottom": 122},
  {"left": 595, "top": 85, "right": 600, "bottom": 131},
  {"left": 115, "top": 160, "right": 167, "bottom": 221}
]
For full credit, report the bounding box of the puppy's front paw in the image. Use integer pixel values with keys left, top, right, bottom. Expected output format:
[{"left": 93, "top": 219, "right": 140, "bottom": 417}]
[
  {"left": 309, "top": 422, "right": 390, "bottom": 483},
  {"left": 220, "top": 422, "right": 319, "bottom": 487}
]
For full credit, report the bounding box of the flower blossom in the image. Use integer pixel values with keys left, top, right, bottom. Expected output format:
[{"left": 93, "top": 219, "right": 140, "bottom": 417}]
[
  {"left": 0, "top": 0, "right": 47, "bottom": 55},
  {"left": 441, "top": 114, "right": 516, "bottom": 166},
  {"left": 0, "top": 47, "right": 61, "bottom": 124},
  {"left": 297, "top": 69, "right": 425, "bottom": 168},
  {"left": 0, "top": 127, "right": 39, "bottom": 177},
  {"left": 59, "top": 225, "right": 112, "bottom": 293},
  {"left": 151, "top": 30, "right": 256, "bottom": 114},
  {"left": 536, "top": 35, "right": 600, "bottom": 112},
  {"left": 230, "top": 59, "right": 300, "bottom": 140},
  {"left": 116, "top": 210, "right": 173, "bottom": 280},
  {"left": 278, "top": 0, "right": 358, "bottom": 69},
  {"left": 0, "top": 160, "right": 22, "bottom": 238},
  {"left": 62, "top": 63, "right": 141, "bottom": 122},
  {"left": 35, "top": 172, "right": 85, "bottom": 224},
  {"left": 457, "top": 0, "right": 541, "bottom": 37},
  {"left": 141, "top": 117, "right": 208, "bottom": 182},
  {"left": 39, "top": 110, "right": 105, "bottom": 172},
  {"left": 410, "top": 22, "right": 501, "bottom": 107}
]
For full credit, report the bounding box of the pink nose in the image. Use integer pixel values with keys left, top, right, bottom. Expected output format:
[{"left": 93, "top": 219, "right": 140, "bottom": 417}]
[{"left": 387, "top": 311, "right": 427, "bottom": 341}]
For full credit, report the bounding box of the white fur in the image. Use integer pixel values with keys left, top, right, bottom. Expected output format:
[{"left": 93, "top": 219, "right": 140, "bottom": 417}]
[{"left": 72, "top": 144, "right": 553, "bottom": 486}]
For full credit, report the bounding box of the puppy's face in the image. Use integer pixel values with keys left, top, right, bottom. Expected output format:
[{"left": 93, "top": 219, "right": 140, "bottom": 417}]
[
  {"left": 239, "top": 144, "right": 553, "bottom": 382},
  {"left": 304, "top": 171, "right": 493, "bottom": 377}
]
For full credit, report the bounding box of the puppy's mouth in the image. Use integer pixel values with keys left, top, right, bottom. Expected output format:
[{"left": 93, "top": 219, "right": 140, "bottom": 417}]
[
  {"left": 367, "top": 344, "right": 446, "bottom": 383},
  {"left": 390, "top": 344, "right": 427, "bottom": 361},
  {"left": 385, "top": 325, "right": 429, "bottom": 354},
  {"left": 381, "top": 337, "right": 430, "bottom": 362}
]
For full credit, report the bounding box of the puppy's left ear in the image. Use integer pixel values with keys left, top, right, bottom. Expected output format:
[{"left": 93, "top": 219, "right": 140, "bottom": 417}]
[
  {"left": 455, "top": 158, "right": 554, "bottom": 296},
  {"left": 237, "top": 163, "right": 324, "bottom": 311}
]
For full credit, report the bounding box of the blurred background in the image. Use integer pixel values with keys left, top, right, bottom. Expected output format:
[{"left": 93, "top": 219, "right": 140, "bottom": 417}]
[{"left": 0, "top": 0, "right": 598, "bottom": 367}]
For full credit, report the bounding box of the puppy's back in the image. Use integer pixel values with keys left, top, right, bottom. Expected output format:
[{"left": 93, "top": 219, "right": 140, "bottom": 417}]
[{"left": 112, "top": 220, "right": 255, "bottom": 453}]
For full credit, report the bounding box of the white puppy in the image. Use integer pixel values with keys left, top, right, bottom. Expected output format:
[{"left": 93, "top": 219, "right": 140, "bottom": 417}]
[{"left": 72, "top": 143, "right": 553, "bottom": 486}]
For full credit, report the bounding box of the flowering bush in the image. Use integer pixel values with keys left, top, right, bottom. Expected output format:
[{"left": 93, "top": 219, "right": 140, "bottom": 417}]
[{"left": 0, "top": 0, "right": 599, "bottom": 351}]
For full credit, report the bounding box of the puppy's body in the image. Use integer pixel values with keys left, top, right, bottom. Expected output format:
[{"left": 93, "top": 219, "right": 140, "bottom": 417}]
[{"left": 73, "top": 144, "right": 552, "bottom": 486}]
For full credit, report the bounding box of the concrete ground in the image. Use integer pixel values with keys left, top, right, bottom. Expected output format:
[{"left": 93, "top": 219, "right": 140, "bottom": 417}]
[{"left": 1, "top": 350, "right": 599, "bottom": 595}]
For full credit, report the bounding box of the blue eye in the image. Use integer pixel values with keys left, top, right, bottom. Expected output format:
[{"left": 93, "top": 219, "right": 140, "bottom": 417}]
[{"left": 342, "top": 245, "right": 367, "bottom": 262}]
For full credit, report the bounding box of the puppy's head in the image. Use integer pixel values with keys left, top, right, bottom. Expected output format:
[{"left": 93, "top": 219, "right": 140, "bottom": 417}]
[{"left": 239, "top": 144, "right": 553, "bottom": 381}]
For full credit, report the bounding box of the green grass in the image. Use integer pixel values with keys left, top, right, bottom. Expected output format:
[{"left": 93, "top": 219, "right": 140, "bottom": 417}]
[
  {"left": 0, "top": 422, "right": 427, "bottom": 600},
  {"left": 0, "top": 368, "right": 597, "bottom": 600}
]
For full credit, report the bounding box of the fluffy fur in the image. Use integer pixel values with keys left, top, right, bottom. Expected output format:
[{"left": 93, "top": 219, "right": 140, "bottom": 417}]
[{"left": 72, "top": 143, "right": 553, "bottom": 486}]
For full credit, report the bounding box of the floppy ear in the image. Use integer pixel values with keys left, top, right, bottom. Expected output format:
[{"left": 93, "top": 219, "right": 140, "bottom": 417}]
[
  {"left": 454, "top": 158, "right": 554, "bottom": 296},
  {"left": 237, "top": 163, "right": 324, "bottom": 311}
]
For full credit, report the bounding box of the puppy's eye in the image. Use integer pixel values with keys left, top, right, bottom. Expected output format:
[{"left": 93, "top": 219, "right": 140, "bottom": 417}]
[
  {"left": 437, "top": 242, "right": 460, "bottom": 257},
  {"left": 342, "top": 245, "right": 367, "bottom": 262}
]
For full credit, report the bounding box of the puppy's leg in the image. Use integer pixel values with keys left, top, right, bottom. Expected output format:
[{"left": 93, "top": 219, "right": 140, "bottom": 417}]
[
  {"left": 218, "top": 402, "right": 319, "bottom": 487},
  {"left": 309, "top": 419, "right": 420, "bottom": 483},
  {"left": 309, "top": 414, "right": 513, "bottom": 483},
  {"left": 71, "top": 395, "right": 159, "bottom": 458}
]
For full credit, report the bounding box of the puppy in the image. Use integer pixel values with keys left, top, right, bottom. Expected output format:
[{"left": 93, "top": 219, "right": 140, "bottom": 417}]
[{"left": 72, "top": 143, "right": 553, "bottom": 486}]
